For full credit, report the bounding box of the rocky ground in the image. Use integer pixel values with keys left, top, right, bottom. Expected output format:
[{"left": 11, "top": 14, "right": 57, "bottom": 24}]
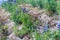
[{"left": 0, "top": 4, "right": 60, "bottom": 40}]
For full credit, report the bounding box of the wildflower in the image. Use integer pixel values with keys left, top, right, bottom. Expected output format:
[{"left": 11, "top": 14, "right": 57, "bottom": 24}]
[
  {"left": 13, "top": 0, "right": 16, "bottom": 3},
  {"left": 44, "top": 23, "right": 49, "bottom": 32},
  {"left": 56, "top": 21, "right": 60, "bottom": 29}
]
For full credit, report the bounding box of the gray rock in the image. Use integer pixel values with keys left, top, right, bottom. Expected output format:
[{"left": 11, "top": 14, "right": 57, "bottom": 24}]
[
  {"left": 8, "top": 32, "right": 22, "bottom": 40},
  {"left": 6, "top": 22, "right": 15, "bottom": 34},
  {"left": 37, "top": 26, "right": 44, "bottom": 34}
]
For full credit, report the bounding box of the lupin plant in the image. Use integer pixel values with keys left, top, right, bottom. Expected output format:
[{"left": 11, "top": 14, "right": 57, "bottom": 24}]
[
  {"left": 30, "top": 0, "right": 37, "bottom": 7},
  {"left": 47, "top": 0, "right": 57, "bottom": 14},
  {"left": 37, "top": 0, "right": 44, "bottom": 9},
  {"left": 56, "top": 1, "right": 60, "bottom": 14},
  {"left": 13, "top": 0, "right": 16, "bottom": 3}
]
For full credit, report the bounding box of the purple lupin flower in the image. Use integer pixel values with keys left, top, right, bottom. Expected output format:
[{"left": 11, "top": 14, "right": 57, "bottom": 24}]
[
  {"left": 43, "top": 22, "right": 49, "bottom": 32},
  {"left": 13, "top": 0, "right": 16, "bottom": 3},
  {"left": 56, "top": 21, "right": 60, "bottom": 29},
  {"left": 44, "top": 24, "right": 49, "bottom": 32}
]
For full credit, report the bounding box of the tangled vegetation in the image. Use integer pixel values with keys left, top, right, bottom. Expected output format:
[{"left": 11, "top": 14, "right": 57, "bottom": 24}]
[{"left": 0, "top": 0, "right": 60, "bottom": 40}]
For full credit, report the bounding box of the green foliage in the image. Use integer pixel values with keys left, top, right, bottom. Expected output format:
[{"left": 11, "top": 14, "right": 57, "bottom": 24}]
[
  {"left": 13, "top": 26, "right": 26, "bottom": 37},
  {"left": 31, "top": 30, "right": 60, "bottom": 40},
  {"left": 0, "top": 25, "right": 8, "bottom": 40},
  {"left": 2, "top": 1, "right": 37, "bottom": 37},
  {"left": 34, "top": 31, "right": 41, "bottom": 40},
  {"left": 47, "top": 0, "right": 57, "bottom": 13},
  {"left": 1, "top": 0, "right": 60, "bottom": 40},
  {"left": 21, "top": 0, "right": 44, "bottom": 8},
  {"left": 56, "top": 1, "right": 60, "bottom": 14},
  {"left": 11, "top": 8, "right": 23, "bottom": 24},
  {"left": 2, "top": 2, "right": 18, "bottom": 13},
  {"left": 11, "top": 8, "right": 33, "bottom": 25},
  {"left": 13, "top": 25, "right": 33, "bottom": 37},
  {"left": 0, "top": 23, "right": 2, "bottom": 28},
  {"left": 30, "top": 0, "right": 37, "bottom": 7},
  {"left": 37, "top": 0, "right": 44, "bottom": 9},
  {"left": 2, "top": 0, "right": 59, "bottom": 14},
  {"left": 54, "top": 30, "right": 60, "bottom": 40},
  {"left": 12, "top": 9, "right": 35, "bottom": 37}
]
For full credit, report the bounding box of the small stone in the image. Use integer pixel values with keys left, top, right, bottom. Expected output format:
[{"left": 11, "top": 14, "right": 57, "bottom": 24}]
[
  {"left": 37, "top": 26, "right": 44, "bottom": 34},
  {"left": 49, "top": 20, "right": 57, "bottom": 28},
  {"left": 8, "top": 32, "right": 22, "bottom": 40},
  {"left": 23, "top": 34, "right": 30, "bottom": 40}
]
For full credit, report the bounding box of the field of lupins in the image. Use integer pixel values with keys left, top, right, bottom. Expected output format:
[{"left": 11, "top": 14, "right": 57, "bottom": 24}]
[{"left": 0, "top": 0, "right": 60, "bottom": 40}]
